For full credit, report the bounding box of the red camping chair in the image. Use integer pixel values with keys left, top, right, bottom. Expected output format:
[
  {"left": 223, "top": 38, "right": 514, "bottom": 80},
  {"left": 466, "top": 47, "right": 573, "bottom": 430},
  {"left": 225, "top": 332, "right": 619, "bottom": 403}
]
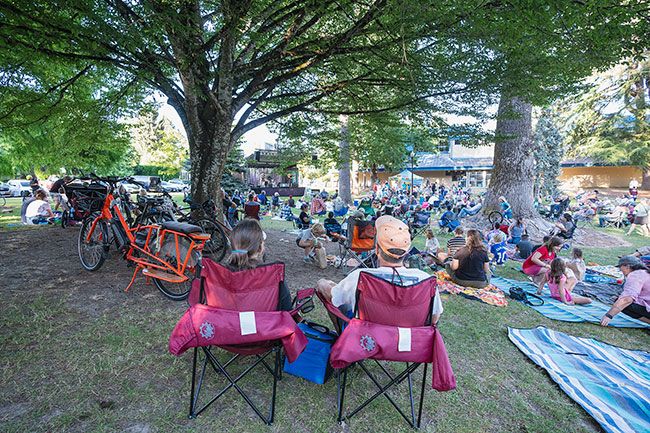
[
  {"left": 169, "top": 258, "right": 314, "bottom": 424},
  {"left": 317, "top": 272, "right": 455, "bottom": 428},
  {"left": 243, "top": 202, "right": 261, "bottom": 220},
  {"left": 337, "top": 217, "right": 376, "bottom": 269}
]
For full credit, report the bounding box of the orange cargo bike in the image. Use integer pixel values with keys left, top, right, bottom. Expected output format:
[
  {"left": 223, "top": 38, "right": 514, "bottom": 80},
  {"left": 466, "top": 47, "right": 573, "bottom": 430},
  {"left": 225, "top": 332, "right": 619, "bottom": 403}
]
[{"left": 77, "top": 175, "right": 210, "bottom": 301}]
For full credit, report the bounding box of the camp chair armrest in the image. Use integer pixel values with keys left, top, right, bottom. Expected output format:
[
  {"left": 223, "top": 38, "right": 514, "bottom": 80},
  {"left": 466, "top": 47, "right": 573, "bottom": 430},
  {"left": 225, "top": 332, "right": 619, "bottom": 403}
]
[
  {"left": 316, "top": 291, "right": 351, "bottom": 324},
  {"left": 290, "top": 288, "right": 316, "bottom": 321}
]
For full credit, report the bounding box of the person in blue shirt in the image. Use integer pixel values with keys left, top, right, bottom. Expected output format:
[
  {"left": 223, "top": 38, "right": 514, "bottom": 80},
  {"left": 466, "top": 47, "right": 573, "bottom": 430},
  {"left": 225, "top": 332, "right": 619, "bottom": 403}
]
[
  {"left": 258, "top": 190, "right": 268, "bottom": 206},
  {"left": 490, "top": 232, "right": 508, "bottom": 266},
  {"left": 439, "top": 206, "right": 459, "bottom": 231},
  {"left": 499, "top": 196, "right": 512, "bottom": 220},
  {"left": 271, "top": 192, "right": 280, "bottom": 213}
]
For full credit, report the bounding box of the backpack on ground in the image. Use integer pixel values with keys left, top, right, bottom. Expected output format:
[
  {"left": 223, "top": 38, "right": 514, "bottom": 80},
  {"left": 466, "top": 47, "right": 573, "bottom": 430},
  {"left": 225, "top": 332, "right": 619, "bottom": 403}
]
[{"left": 508, "top": 286, "right": 544, "bottom": 306}]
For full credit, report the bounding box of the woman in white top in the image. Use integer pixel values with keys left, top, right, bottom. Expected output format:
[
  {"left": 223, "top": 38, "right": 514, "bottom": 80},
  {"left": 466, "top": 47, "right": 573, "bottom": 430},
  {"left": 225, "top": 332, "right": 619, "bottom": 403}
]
[{"left": 25, "top": 190, "right": 54, "bottom": 224}]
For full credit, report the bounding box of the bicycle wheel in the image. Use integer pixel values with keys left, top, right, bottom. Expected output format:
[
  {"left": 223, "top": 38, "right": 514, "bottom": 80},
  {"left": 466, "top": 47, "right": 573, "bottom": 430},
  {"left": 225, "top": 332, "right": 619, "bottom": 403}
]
[
  {"left": 153, "top": 249, "right": 200, "bottom": 301},
  {"left": 195, "top": 218, "right": 229, "bottom": 262},
  {"left": 78, "top": 215, "right": 109, "bottom": 271},
  {"left": 488, "top": 211, "right": 504, "bottom": 226},
  {"left": 0, "top": 196, "right": 6, "bottom": 206}
]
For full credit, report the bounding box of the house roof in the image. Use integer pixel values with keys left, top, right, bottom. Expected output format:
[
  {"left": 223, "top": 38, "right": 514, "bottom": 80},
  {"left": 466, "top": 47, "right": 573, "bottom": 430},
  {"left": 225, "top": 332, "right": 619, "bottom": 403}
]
[{"left": 406, "top": 153, "right": 628, "bottom": 172}]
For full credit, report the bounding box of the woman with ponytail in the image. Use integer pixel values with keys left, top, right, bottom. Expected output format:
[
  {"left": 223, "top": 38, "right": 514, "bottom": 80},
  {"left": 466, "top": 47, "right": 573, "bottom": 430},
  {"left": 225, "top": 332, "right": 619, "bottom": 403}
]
[{"left": 226, "top": 219, "right": 293, "bottom": 311}]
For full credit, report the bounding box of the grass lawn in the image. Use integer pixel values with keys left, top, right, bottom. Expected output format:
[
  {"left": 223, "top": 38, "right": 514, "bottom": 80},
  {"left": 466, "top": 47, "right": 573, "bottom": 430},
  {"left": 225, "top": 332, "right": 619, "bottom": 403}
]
[
  {"left": 1, "top": 207, "right": 649, "bottom": 432},
  {"left": 0, "top": 197, "right": 24, "bottom": 229}
]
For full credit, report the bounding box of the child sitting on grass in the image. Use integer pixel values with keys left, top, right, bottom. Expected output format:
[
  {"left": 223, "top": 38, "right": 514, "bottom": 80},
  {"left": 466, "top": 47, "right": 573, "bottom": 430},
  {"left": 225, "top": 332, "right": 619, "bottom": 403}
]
[
  {"left": 422, "top": 228, "right": 441, "bottom": 266},
  {"left": 545, "top": 258, "right": 591, "bottom": 305},
  {"left": 490, "top": 232, "right": 508, "bottom": 266},
  {"left": 566, "top": 248, "right": 586, "bottom": 281}
]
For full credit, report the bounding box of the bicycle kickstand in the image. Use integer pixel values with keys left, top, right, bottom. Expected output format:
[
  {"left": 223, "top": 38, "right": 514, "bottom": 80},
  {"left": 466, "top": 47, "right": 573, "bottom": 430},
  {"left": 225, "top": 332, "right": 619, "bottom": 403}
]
[{"left": 124, "top": 264, "right": 144, "bottom": 292}]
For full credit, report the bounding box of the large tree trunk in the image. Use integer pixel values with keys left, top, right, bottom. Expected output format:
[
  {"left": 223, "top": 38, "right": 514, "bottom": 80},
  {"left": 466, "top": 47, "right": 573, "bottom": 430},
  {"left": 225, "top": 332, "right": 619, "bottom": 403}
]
[
  {"left": 484, "top": 94, "right": 537, "bottom": 218},
  {"left": 642, "top": 167, "right": 650, "bottom": 190},
  {"left": 187, "top": 119, "right": 231, "bottom": 210},
  {"left": 371, "top": 163, "right": 379, "bottom": 184},
  {"left": 338, "top": 115, "right": 352, "bottom": 204}
]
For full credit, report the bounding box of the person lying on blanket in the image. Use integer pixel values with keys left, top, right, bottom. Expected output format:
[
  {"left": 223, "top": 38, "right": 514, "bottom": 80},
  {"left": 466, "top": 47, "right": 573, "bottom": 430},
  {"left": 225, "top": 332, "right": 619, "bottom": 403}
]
[
  {"left": 601, "top": 256, "right": 650, "bottom": 326},
  {"left": 523, "top": 236, "right": 563, "bottom": 293},
  {"left": 316, "top": 215, "right": 443, "bottom": 332},
  {"left": 544, "top": 258, "right": 591, "bottom": 305},
  {"left": 445, "top": 229, "right": 491, "bottom": 289}
]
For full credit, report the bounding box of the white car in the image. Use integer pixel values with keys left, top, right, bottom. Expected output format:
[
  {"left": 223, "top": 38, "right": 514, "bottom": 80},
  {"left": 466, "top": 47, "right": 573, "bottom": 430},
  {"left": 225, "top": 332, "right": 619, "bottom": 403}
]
[
  {"left": 161, "top": 181, "right": 183, "bottom": 192},
  {"left": 7, "top": 179, "right": 32, "bottom": 197},
  {"left": 119, "top": 181, "right": 142, "bottom": 194},
  {"left": 168, "top": 178, "right": 189, "bottom": 186}
]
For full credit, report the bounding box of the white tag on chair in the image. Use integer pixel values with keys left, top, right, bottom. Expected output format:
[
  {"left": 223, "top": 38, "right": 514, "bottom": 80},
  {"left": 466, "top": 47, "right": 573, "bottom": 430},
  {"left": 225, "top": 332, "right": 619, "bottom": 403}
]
[
  {"left": 239, "top": 311, "right": 257, "bottom": 335},
  {"left": 398, "top": 327, "right": 411, "bottom": 352}
]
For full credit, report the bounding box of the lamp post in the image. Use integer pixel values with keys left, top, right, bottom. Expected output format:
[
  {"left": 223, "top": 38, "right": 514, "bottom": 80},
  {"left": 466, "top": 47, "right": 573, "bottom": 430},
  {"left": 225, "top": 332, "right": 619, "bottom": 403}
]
[{"left": 410, "top": 150, "right": 415, "bottom": 195}]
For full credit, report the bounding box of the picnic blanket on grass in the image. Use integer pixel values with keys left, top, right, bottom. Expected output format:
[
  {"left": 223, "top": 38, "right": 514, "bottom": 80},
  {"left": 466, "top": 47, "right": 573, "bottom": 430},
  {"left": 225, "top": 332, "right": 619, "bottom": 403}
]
[
  {"left": 492, "top": 277, "right": 650, "bottom": 328},
  {"left": 586, "top": 264, "right": 624, "bottom": 280},
  {"left": 573, "top": 281, "right": 623, "bottom": 305},
  {"left": 435, "top": 271, "right": 508, "bottom": 307},
  {"left": 508, "top": 327, "right": 650, "bottom": 433}
]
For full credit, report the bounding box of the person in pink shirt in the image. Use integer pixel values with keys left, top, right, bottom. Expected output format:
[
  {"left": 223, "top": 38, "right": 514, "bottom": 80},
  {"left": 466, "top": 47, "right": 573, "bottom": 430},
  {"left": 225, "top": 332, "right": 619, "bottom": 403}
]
[
  {"left": 601, "top": 255, "right": 650, "bottom": 325},
  {"left": 545, "top": 258, "right": 591, "bottom": 305}
]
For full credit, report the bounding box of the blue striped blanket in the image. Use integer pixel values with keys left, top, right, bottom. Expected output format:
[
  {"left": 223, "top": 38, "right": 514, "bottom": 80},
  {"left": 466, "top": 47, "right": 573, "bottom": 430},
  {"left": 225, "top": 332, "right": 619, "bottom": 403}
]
[
  {"left": 492, "top": 277, "right": 650, "bottom": 328},
  {"left": 508, "top": 327, "right": 650, "bottom": 433}
]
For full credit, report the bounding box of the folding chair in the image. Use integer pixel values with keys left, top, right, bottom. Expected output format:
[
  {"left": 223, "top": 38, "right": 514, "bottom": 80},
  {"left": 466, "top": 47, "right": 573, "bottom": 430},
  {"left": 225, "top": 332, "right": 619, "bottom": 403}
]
[
  {"left": 408, "top": 211, "right": 431, "bottom": 240},
  {"left": 316, "top": 272, "right": 455, "bottom": 428},
  {"left": 243, "top": 203, "right": 260, "bottom": 220},
  {"left": 171, "top": 258, "right": 313, "bottom": 425},
  {"left": 336, "top": 216, "right": 376, "bottom": 269}
]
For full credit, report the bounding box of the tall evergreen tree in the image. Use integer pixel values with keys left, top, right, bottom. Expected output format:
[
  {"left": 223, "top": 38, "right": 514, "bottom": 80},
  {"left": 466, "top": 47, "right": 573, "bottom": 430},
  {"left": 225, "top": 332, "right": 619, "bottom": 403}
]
[
  {"left": 533, "top": 109, "right": 565, "bottom": 198},
  {"left": 564, "top": 57, "right": 650, "bottom": 187}
]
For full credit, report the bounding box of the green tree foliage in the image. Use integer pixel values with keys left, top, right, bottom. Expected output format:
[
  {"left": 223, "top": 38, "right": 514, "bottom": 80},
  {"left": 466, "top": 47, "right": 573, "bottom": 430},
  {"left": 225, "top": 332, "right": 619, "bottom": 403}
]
[
  {"left": 532, "top": 109, "right": 565, "bottom": 197},
  {"left": 563, "top": 57, "right": 650, "bottom": 185},
  {"left": 221, "top": 143, "right": 247, "bottom": 191},
  {"left": 0, "top": 106, "right": 134, "bottom": 177},
  {"left": 130, "top": 105, "right": 188, "bottom": 178},
  {"left": 0, "top": 39, "right": 142, "bottom": 177},
  {"left": 273, "top": 110, "right": 439, "bottom": 173},
  {"left": 1, "top": 0, "right": 646, "bottom": 206}
]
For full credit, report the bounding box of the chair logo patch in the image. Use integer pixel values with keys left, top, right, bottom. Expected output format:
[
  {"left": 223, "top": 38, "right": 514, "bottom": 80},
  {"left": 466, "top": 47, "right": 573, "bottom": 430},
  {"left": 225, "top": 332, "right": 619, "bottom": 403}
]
[
  {"left": 360, "top": 335, "right": 376, "bottom": 352},
  {"left": 199, "top": 322, "right": 215, "bottom": 339}
]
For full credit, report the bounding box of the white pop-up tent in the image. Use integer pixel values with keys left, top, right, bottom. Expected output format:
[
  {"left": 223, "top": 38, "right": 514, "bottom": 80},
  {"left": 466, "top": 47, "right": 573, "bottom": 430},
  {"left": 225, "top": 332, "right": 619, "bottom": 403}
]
[{"left": 391, "top": 169, "right": 424, "bottom": 186}]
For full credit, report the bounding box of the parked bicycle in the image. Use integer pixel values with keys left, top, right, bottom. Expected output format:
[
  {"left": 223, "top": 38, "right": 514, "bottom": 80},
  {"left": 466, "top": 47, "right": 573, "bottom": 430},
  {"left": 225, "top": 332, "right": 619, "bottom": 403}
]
[
  {"left": 77, "top": 174, "right": 210, "bottom": 301},
  {"left": 134, "top": 190, "right": 231, "bottom": 262}
]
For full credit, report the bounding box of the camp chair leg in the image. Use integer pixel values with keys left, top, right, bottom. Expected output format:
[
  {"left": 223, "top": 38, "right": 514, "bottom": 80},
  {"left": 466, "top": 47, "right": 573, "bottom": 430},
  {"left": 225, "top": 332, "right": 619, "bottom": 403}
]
[
  {"left": 337, "top": 367, "right": 348, "bottom": 422},
  {"left": 258, "top": 353, "right": 280, "bottom": 378},
  {"left": 189, "top": 349, "right": 210, "bottom": 418},
  {"left": 406, "top": 363, "right": 416, "bottom": 426},
  {"left": 221, "top": 352, "right": 240, "bottom": 371},
  {"left": 188, "top": 348, "right": 198, "bottom": 419},
  {"left": 416, "top": 363, "right": 428, "bottom": 428},
  {"left": 269, "top": 348, "right": 280, "bottom": 424},
  {"left": 374, "top": 359, "right": 396, "bottom": 381},
  {"left": 344, "top": 361, "right": 422, "bottom": 427},
  {"left": 190, "top": 346, "right": 278, "bottom": 424}
]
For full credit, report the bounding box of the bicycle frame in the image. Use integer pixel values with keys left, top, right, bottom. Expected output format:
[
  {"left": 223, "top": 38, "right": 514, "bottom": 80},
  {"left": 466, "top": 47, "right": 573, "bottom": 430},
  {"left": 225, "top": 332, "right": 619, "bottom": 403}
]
[{"left": 85, "top": 187, "right": 208, "bottom": 291}]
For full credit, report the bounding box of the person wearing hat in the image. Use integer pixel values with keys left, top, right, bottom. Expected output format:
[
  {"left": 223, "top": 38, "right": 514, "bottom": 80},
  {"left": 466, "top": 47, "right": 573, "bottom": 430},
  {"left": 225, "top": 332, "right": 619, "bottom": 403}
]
[
  {"left": 316, "top": 215, "right": 443, "bottom": 330},
  {"left": 297, "top": 223, "right": 328, "bottom": 269},
  {"left": 601, "top": 256, "right": 650, "bottom": 326}
]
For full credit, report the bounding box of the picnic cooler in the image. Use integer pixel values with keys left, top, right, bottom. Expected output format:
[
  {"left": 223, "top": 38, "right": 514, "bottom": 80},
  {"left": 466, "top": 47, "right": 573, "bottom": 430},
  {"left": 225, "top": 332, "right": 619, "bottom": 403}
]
[{"left": 283, "top": 322, "right": 337, "bottom": 384}]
